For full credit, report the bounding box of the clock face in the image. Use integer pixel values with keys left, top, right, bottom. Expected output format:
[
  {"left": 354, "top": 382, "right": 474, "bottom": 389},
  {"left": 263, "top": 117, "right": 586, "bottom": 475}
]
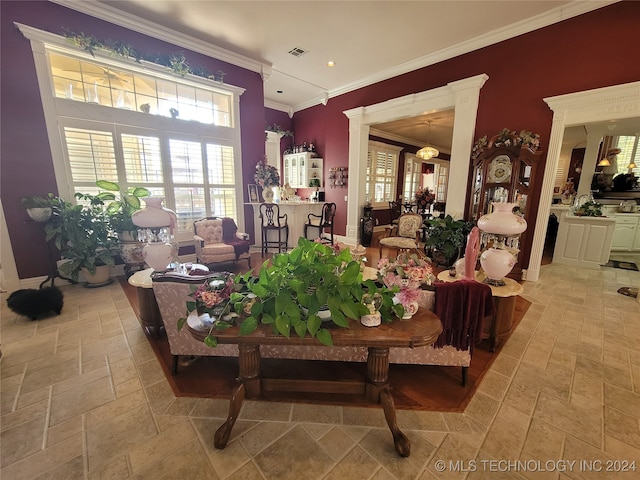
[{"left": 487, "top": 155, "right": 512, "bottom": 183}]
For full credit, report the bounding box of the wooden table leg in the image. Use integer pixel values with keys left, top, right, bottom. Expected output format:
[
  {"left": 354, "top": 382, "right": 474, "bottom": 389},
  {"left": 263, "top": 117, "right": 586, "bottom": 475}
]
[
  {"left": 214, "top": 344, "right": 261, "bottom": 449},
  {"left": 380, "top": 388, "right": 410, "bottom": 457},
  {"left": 367, "top": 347, "right": 411, "bottom": 457},
  {"left": 214, "top": 381, "right": 245, "bottom": 449}
]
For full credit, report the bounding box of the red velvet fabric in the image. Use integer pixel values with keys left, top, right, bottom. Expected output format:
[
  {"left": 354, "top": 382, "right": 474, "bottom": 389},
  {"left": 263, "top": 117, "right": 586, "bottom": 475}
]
[
  {"left": 433, "top": 280, "right": 495, "bottom": 353},
  {"left": 221, "top": 217, "right": 250, "bottom": 259}
]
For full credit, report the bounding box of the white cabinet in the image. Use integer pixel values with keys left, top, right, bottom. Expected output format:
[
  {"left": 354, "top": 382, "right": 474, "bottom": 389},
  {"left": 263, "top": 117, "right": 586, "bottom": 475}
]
[
  {"left": 283, "top": 153, "right": 323, "bottom": 188},
  {"left": 552, "top": 215, "right": 616, "bottom": 269},
  {"left": 611, "top": 215, "right": 640, "bottom": 251}
]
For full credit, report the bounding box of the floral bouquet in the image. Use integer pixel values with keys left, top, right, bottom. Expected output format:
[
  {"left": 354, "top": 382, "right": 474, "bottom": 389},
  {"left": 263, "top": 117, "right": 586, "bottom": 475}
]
[
  {"left": 188, "top": 274, "right": 234, "bottom": 317},
  {"left": 415, "top": 187, "right": 435, "bottom": 212},
  {"left": 377, "top": 253, "right": 434, "bottom": 318},
  {"left": 377, "top": 252, "right": 435, "bottom": 290},
  {"left": 254, "top": 157, "right": 280, "bottom": 188}
]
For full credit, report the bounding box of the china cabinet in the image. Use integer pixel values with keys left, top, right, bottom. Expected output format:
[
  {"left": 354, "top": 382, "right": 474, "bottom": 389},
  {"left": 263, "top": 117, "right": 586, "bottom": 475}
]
[
  {"left": 283, "top": 152, "right": 323, "bottom": 188},
  {"left": 468, "top": 130, "right": 543, "bottom": 276}
]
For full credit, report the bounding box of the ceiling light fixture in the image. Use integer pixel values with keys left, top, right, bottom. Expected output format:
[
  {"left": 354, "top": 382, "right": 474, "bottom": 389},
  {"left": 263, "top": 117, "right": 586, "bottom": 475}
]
[
  {"left": 416, "top": 120, "right": 439, "bottom": 160},
  {"left": 597, "top": 157, "right": 611, "bottom": 167},
  {"left": 628, "top": 161, "right": 637, "bottom": 169},
  {"left": 327, "top": 61, "right": 335, "bottom": 67}
]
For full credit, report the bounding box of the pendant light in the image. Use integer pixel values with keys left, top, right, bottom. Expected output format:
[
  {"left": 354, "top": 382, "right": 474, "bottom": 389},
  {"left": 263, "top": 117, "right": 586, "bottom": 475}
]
[{"left": 416, "top": 121, "right": 439, "bottom": 160}]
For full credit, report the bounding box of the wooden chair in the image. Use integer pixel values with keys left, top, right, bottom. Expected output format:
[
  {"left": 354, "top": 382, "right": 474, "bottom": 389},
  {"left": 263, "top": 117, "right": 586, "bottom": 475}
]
[
  {"left": 259, "top": 203, "right": 289, "bottom": 257},
  {"left": 304, "top": 202, "right": 336, "bottom": 244},
  {"left": 379, "top": 213, "right": 424, "bottom": 258},
  {"left": 388, "top": 201, "right": 402, "bottom": 226}
]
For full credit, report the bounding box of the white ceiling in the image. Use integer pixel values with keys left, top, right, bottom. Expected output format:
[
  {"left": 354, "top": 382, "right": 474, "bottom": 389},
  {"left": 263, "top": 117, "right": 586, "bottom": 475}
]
[{"left": 60, "top": 0, "right": 617, "bottom": 147}]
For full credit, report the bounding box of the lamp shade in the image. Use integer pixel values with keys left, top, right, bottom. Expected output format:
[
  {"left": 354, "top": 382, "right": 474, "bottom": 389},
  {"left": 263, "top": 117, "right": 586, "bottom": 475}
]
[
  {"left": 132, "top": 197, "right": 178, "bottom": 271},
  {"left": 477, "top": 202, "right": 527, "bottom": 235},
  {"left": 132, "top": 197, "right": 176, "bottom": 229}
]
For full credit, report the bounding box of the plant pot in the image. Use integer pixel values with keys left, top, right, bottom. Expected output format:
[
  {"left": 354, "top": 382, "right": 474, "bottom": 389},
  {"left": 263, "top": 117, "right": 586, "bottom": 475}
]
[
  {"left": 26, "top": 207, "right": 52, "bottom": 222},
  {"left": 81, "top": 264, "right": 112, "bottom": 287}
]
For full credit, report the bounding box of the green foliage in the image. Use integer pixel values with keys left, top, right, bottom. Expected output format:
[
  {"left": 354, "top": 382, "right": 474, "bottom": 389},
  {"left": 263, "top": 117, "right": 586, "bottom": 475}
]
[
  {"left": 234, "top": 238, "right": 397, "bottom": 346},
  {"left": 574, "top": 200, "right": 602, "bottom": 217},
  {"left": 44, "top": 194, "right": 117, "bottom": 281},
  {"left": 21, "top": 195, "right": 51, "bottom": 208},
  {"left": 94, "top": 180, "right": 150, "bottom": 236},
  {"left": 424, "top": 215, "right": 474, "bottom": 262}
]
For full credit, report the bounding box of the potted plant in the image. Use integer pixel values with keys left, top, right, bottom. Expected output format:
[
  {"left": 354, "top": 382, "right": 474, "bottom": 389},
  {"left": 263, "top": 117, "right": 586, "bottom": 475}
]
[
  {"left": 21, "top": 195, "right": 52, "bottom": 222},
  {"left": 179, "top": 238, "right": 401, "bottom": 347},
  {"left": 44, "top": 194, "right": 118, "bottom": 285},
  {"left": 423, "top": 215, "right": 474, "bottom": 267}
]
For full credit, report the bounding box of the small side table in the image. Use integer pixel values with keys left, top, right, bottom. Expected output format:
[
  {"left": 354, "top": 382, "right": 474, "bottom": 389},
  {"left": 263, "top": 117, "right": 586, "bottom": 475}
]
[
  {"left": 437, "top": 271, "right": 523, "bottom": 351},
  {"left": 129, "top": 268, "right": 162, "bottom": 338}
]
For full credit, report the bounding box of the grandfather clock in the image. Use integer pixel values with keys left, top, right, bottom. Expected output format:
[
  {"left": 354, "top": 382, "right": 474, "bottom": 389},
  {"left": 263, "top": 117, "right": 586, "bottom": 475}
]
[{"left": 468, "top": 130, "right": 543, "bottom": 277}]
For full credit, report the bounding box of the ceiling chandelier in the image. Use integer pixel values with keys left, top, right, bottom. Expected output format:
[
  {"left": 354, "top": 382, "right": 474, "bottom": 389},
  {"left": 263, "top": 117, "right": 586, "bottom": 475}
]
[{"left": 416, "top": 120, "right": 439, "bottom": 160}]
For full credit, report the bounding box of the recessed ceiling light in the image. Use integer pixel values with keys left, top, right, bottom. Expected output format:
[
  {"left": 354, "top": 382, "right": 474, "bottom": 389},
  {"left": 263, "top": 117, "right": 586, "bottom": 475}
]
[{"left": 327, "top": 61, "right": 336, "bottom": 67}]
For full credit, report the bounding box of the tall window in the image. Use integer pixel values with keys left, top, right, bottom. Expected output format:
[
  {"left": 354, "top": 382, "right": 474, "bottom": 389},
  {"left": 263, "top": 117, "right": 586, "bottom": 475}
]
[
  {"left": 19, "top": 25, "right": 245, "bottom": 243},
  {"left": 366, "top": 142, "right": 402, "bottom": 207}
]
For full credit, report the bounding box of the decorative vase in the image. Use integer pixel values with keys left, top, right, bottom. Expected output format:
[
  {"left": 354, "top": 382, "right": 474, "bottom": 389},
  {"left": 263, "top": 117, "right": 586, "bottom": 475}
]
[
  {"left": 132, "top": 197, "right": 178, "bottom": 272},
  {"left": 480, "top": 248, "right": 515, "bottom": 286},
  {"left": 142, "top": 241, "right": 175, "bottom": 271},
  {"left": 393, "top": 295, "right": 419, "bottom": 319},
  {"left": 262, "top": 186, "right": 275, "bottom": 203},
  {"left": 477, "top": 202, "right": 527, "bottom": 236},
  {"left": 360, "top": 293, "right": 382, "bottom": 327}
]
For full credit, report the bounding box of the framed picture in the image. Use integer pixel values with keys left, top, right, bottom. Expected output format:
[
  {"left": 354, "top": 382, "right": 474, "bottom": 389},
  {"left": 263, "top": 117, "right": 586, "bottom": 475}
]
[{"left": 247, "top": 184, "right": 259, "bottom": 203}]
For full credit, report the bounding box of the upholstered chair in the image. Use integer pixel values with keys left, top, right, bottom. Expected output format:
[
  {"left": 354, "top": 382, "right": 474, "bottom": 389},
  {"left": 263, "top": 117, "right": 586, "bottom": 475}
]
[
  {"left": 378, "top": 213, "right": 424, "bottom": 258},
  {"left": 193, "top": 217, "right": 251, "bottom": 269},
  {"left": 151, "top": 272, "right": 239, "bottom": 375}
]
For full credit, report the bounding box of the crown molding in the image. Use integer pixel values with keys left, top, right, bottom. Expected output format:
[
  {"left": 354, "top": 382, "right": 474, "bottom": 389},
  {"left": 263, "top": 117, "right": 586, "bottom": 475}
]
[
  {"left": 49, "top": 0, "right": 269, "bottom": 76},
  {"left": 306, "top": 0, "right": 618, "bottom": 111}
]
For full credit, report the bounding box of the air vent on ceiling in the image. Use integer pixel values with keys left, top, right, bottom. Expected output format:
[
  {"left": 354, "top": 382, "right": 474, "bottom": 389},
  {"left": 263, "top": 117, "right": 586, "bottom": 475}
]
[{"left": 288, "top": 47, "right": 308, "bottom": 57}]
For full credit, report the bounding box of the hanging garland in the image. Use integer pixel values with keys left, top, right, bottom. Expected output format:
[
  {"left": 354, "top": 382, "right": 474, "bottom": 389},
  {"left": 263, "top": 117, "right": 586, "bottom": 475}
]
[{"left": 62, "top": 29, "right": 225, "bottom": 82}]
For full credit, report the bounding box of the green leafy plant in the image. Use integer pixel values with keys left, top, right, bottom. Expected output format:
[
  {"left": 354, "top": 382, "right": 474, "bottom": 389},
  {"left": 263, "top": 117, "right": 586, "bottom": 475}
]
[
  {"left": 309, "top": 178, "right": 321, "bottom": 188},
  {"left": 179, "top": 238, "right": 400, "bottom": 347},
  {"left": 21, "top": 195, "right": 51, "bottom": 208},
  {"left": 574, "top": 200, "right": 602, "bottom": 217},
  {"left": 44, "top": 194, "right": 118, "bottom": 281},
  {"left": 424, "top": 215, "right": 474, "bottom": 265},
  {"left": 93, "top": 180, "right": 151, "bottom": 236}
]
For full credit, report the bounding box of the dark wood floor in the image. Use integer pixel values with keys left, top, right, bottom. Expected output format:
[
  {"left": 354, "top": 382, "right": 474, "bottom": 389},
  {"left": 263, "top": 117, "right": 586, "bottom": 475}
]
[{"left": 120, "top": 235, "right": 530, "bottom": 411}]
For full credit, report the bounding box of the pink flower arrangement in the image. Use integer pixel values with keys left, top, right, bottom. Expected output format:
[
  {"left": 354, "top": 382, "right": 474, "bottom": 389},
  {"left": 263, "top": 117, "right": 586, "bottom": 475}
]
[
  {"left": 377, "top": 252, "right": 435, "bottom": 290},
  {"left": 254, "top": 156, "right": 280, "bottom": 188},
  {"left": 189, "top": 275, "right": 234, "bottom": 315}
]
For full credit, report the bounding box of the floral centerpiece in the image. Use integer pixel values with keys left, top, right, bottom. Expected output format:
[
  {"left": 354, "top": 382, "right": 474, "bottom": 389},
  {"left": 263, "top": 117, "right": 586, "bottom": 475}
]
[
  {"left": 178, "top": 273, "right": 248, "bottom": 347},
  {"left": 254, "top": 157, "right": 280, "bottom": 188},
  {"left": 415, "top": 187, "right": 435, "bottom": 213},
  {"left": 377, "top": 253, "right": 435, "bottom": 318}
]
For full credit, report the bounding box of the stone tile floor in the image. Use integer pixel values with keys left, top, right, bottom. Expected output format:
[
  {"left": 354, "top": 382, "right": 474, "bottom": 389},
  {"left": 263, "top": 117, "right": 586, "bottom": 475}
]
[{"left": 1, "top": 259, "right": 639, "bottom": 479}]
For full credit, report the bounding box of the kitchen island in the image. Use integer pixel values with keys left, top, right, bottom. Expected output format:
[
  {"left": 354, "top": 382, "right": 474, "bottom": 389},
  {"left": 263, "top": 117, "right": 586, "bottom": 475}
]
[{"left": 551, "top": 206, "right": 616, "bottom": 269}]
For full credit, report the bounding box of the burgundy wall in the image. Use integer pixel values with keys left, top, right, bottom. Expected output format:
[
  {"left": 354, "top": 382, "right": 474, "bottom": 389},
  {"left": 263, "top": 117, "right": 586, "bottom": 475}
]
[
  {"left": 1, "top": 1, "right": 265, "bottom": 278},
  {"left": 292, "top": 1, "right": 640, "bottom": 267},
  {"left": 2, "top": 1, "right": 639, "bottom": 279}
]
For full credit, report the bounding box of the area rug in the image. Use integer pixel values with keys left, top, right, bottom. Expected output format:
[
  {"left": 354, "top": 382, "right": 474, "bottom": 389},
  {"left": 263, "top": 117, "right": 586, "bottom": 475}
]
[
  {"left": 603, "top": 260, "right": 639, "bottom": 271},
  {"left": 119, "top": 277, "right": 530, "bottom": 412}
]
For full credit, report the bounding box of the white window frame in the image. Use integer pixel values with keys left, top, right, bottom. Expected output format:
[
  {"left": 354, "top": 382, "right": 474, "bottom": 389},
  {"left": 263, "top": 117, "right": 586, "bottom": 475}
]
[
  {"left": 16, "top": 23, "right": 247, "bottom": 239},
  {"left": 366, "top": 141, "right": 402, "bottom": 208}
]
